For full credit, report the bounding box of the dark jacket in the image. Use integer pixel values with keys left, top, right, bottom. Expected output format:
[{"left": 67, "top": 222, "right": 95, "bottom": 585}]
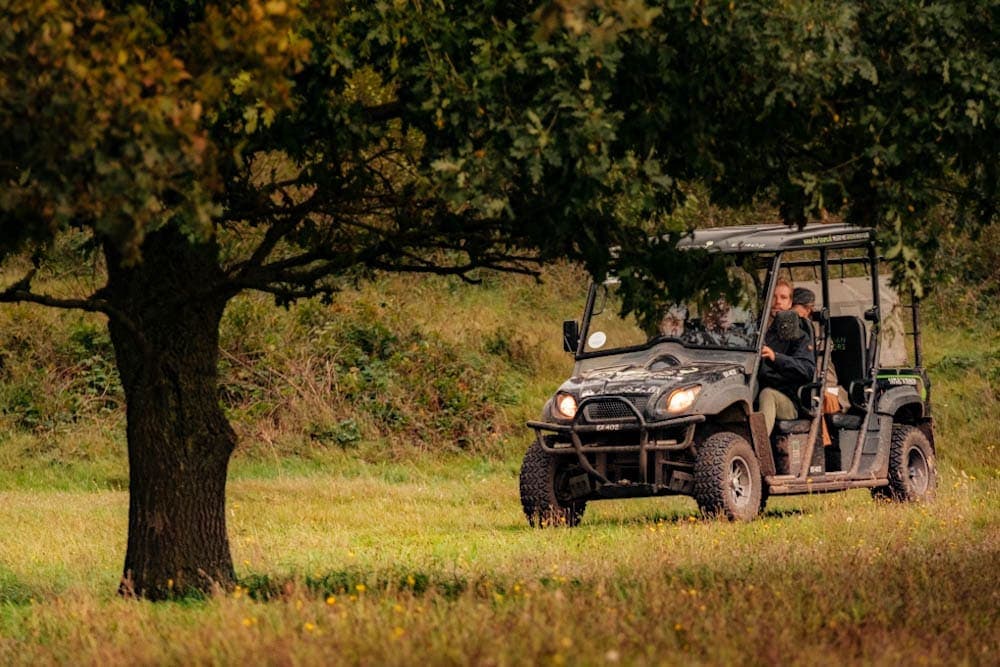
[{"left": 759, "top": 315, "right": 816, "bottom": 401}]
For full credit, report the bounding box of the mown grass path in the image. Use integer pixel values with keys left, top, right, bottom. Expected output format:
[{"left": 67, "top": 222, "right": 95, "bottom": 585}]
[{"left": 1, "top": 464, "right": 996, "bottom": 665}]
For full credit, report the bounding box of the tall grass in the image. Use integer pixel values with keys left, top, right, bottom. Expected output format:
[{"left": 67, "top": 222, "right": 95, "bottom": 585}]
[
  {"left": 922, "top": 325, "right": 999, "bottom": 478},
  {"left": 0, "top": 471, "right": 996, "bottom": 664}
]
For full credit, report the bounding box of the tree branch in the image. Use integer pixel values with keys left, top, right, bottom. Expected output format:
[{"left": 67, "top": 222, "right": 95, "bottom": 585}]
[
  {"left": 0, "top": 269, "right": 109, "bottom": 314},
  {"left": 0, "top": 269, "right": 151, "bottom": 359},
  {"left": 244, "top": 282, "right": 340, "bottom": 303},
  {"left": 225, "top": 217, "right": 301, "bottom": 284}
]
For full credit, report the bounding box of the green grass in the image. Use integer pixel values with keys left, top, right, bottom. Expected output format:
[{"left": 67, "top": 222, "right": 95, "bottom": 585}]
[
  {"left": 0, "top": 467, "right": 996, "bottom": 665},
  {"left": 921, "top": 324, "right": 999, "bottom": 478}
]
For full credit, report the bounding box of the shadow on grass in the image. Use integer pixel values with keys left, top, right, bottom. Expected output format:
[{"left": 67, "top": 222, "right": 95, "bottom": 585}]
[
  {"left": 761, "top": 507, "right": 808, "bottom": 519},
  {"left": 581, "top": 510, "right": 701, "bottom": 528},
  {"left": 583, "top": 505, "right": 809, "bottom": 527},
  {"left": 0, "top": 570, "right": 35, "bottom": 606},
  {"left": 239, "top": 568, "right": 474, "bottom": 602},
  {"left": 497, "top": 504, "right": 811, "bottom": 531}
]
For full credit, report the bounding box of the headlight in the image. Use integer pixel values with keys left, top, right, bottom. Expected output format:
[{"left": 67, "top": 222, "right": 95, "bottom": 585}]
[
  {"left": 553, "top": 393, "right": 578, "bottom": 420},
  {"left": 658, "top": 386, "right": 701, "bottom": 415}
]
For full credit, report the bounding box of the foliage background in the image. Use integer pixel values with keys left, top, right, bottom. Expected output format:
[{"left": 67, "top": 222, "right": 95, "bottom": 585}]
[{"left": 1, "top": 221, "right": 997, "bottom": 477}]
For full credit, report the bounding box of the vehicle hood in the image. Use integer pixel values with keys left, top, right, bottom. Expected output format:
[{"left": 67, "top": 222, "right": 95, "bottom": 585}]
[{"left": 561, "top": 361, "right": 745, "bottom": 398}]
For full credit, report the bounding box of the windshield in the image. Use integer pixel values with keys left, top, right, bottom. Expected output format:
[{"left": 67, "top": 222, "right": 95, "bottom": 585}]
[{"left": 581, "top": 264, "right": 766, "bottom": 354}]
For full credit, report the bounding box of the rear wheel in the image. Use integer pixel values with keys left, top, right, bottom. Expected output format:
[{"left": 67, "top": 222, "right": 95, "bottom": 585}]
[
  {"left": 694, "top": 432, "right": 763, "bottom": 521},
  {"left": 519, "top": 440, "right": 587, "bottom": 527},
  {"left": 872, "top": 425, "right": 937, "bottom": 502}
]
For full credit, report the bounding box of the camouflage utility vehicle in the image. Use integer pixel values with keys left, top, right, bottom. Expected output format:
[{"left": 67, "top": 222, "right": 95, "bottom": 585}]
[{"left": 520, "top": 224, "right": 936, "bottom": 525}]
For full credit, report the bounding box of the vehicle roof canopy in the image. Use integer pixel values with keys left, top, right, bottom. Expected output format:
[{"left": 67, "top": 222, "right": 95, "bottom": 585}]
[
  {"left": 675, "top": 224, "right": 908, "bottom": 365},
  {"left": 677, "top": 223, "right": 873, "bottom": 253}
]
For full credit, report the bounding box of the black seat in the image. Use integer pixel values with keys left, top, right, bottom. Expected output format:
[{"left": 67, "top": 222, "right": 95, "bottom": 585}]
[
  {"left": 829, "top": 316, "right": 868, "bottom": 403},
  {"left": 775, "top": 419, "right": 812, "bottom": 435},
  {"left": 829, "top": 413, "right": 863, "bottom": 430}
]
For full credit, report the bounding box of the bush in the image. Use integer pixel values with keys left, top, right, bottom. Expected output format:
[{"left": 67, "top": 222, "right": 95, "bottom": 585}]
[
  {"left": 219, "top": 293, "right": 523, "bottom": 457},
  {"left": 1, "top": 255, "right": 581, "bottom": 464},
  {"left": 923, "top": 220, "right": 1000, "bottom": 326}
]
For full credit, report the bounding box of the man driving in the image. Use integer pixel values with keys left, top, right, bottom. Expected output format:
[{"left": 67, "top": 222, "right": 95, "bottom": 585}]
[{"left": 758, "top": 281, "right": 816, "bottom": 436}]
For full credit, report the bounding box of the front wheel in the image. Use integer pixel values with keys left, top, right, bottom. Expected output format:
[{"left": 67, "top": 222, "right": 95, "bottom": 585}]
[
  {"left": 519, "top": 440, "right": 587, "bottom": 527},
  {"left": 694, "top": 432, "right": 763, "bottom": 521},
  {"left": 872, "top": 425, "right": 937, "bottom": 502}
]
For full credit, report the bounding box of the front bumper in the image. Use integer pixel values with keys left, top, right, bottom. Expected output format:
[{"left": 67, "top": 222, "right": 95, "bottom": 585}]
[{"left": 526, "top": 395, "right": 704, "bottom": 486}]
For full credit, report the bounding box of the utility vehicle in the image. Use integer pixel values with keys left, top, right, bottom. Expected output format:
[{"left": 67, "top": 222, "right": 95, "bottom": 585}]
[{"left": 520, "top": 223, "right": 936, "bottom": 524}]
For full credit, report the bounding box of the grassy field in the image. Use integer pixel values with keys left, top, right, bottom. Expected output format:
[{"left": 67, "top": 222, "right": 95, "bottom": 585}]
[
  {"left": 0, "top": 264, "right": 998, "bottom": 665},
  {"left": 0, "top": 461, "right": 997, "bottom": 665}
]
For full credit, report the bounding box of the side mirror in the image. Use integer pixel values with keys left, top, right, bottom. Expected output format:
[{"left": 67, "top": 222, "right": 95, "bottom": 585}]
[
  {"left": 864, "top": 306, "right": 880, "bottom": 323},
  {"left": 562, "top": 320, "right": 580, "bottom": 353}
]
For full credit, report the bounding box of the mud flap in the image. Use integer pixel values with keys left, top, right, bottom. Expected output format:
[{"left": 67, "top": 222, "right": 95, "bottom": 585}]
[
  {"left": 863, "top": 414, "right": 893, "bottom": 477},
  {"left": 749, "top": 412, "right": 776, "bottom": 477},
  {"left": 568, "top": 473, "right": 591, "bottom": 499},
  {"left": 668, "top": 470, "right": 694, "bottom": 494}
]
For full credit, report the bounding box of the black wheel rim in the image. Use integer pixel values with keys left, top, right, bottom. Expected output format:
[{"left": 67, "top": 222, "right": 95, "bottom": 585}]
[
  {"left": 907, "top": 446, "right": 929, "bottom": 495},
  {"left": 729, "top": 456, "right": 752, "bottom": 508}
]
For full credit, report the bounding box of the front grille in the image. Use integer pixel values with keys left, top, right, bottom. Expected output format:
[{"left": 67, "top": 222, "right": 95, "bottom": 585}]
[{"left": 582, "top": 396, "right": 649, "bottom": 423}]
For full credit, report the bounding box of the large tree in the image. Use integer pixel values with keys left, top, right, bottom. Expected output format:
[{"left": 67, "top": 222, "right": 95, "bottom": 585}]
[{"left": 0, "top": 0, "right": 995, "bottom": 598}]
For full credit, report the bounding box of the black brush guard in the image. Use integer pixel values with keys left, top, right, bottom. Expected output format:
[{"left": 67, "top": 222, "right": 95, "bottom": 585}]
[{"left": 527, "top": 395, "right": 704, "bottom": 490}]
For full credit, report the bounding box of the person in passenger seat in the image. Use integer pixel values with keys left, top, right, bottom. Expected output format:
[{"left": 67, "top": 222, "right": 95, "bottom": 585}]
[
  {"left": 791, "top": 287, "right": 818, "bottom": 336},
  {"left": 791, "top": 287, "right": 849, "bottom": 414}
]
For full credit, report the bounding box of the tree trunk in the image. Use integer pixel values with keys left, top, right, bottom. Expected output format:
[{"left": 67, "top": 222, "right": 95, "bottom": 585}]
[{"left": 104, "top": 228, "right": 237, "bottom": 600}]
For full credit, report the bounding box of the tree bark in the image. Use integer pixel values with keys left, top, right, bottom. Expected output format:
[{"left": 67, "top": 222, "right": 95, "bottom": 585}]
[{"left": 104, "top": 228, "right": 237, "bottom": 600}]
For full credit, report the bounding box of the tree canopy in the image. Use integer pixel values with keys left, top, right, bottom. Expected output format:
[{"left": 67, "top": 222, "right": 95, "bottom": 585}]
[
  {"left": 0, "top": 0, "right": 996, "bottom": 597},
  {"left": 3, "top": 1, "right": 997, "bottom": 294}
]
